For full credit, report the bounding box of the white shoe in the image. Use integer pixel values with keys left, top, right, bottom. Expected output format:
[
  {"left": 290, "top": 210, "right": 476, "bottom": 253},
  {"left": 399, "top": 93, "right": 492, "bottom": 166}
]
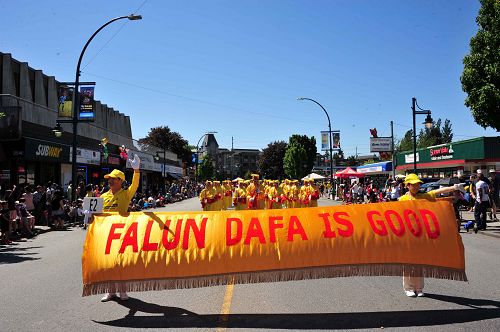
[
  {"left": 405, "top": 290, "right": 416, "bottom": 297},
  {"left": 101, "top": 293, "right": 116, "bottom": 302},
  {"left": 416, "top": 291, "right": 425, "bottom": 297},
  {"left": 119, "top": 292, "right": 129, "bottom": 301}
]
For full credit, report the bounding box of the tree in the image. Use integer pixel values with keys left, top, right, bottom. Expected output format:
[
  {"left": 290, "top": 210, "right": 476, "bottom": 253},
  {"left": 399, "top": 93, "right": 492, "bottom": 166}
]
[
  {"left": 418, "top": 119, "right": 442, "bottom": 148},
  {"left": 345, "top": 155, "right": 358, "bottom": 166},
  {"left": 283, "top": 143, "right": 308, "bottom": 179},
  {"left": 442, "top": 119, "right": 453, "bottom": 143},
  {"left": 397, "top": 129, "right": 414, "bottom": 152},
  {"left": 257, "top": 141, "right": 287, "bottom": 179},
  {"left": 138, "top": 126, "right": 193, "bottom": 166},
  {"left": 288, "top": 135, "right": 317, "bottom": 173},
  {"left": 461, "top": 0, "right": 500, "bottom": 131},
  {"left": 197, "top": 156, "right": 214, "bottom": 181}
]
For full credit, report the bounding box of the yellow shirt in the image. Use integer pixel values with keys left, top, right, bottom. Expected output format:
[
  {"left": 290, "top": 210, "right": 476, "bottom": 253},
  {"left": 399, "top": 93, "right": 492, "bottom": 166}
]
[
  {"left": 398, "top": 190, "right": 437, "bottom": 202},
  {"left": 101, "top": 170, "right": 140, "bottom": 214}
]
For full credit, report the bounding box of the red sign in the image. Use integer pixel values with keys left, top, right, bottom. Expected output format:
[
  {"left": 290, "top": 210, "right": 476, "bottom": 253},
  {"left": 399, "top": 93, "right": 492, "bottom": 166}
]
[
  {"left": 430, "top": 146, "right": 451, "bottom": 157},
  {"left": 107, "top": 156, "right": 120, "bottom": 165}
]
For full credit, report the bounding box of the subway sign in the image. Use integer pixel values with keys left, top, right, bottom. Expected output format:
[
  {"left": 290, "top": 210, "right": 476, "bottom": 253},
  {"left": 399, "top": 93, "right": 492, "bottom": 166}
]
[{"left": 25, "top": 138, "right": 70, "bottom": 161}]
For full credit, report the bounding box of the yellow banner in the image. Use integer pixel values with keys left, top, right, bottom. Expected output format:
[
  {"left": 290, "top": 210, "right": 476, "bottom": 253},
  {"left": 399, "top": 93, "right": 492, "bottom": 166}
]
[{"left": 82, "top": 200, "right": 467, "bottom": 296}]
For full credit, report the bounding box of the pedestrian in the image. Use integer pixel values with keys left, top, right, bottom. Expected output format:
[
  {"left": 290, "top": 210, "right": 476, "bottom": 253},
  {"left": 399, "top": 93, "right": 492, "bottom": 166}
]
[
  {"left": 472, "top": 172, "right": 490, "bottom": 233},
  {"left": 398, "top": 173, "right": 461, "bottom": 297},
  {"left": 100, "top": 154, "right": 141, "bottom": 302}
]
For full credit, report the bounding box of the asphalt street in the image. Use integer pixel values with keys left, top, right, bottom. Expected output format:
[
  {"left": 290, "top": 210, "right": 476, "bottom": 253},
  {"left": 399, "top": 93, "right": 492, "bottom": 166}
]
[{"left": 1, "top": 197, "right": 499, "bottom": 332}]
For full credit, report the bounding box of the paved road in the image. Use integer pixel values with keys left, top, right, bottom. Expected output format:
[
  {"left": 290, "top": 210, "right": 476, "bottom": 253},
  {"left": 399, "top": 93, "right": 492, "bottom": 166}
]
[{"left": 1, "top": 197, "right": 499, "bottom": 331}]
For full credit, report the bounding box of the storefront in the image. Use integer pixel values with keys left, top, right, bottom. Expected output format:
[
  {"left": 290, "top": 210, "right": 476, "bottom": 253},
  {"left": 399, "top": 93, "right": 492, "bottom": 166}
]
[
  {"left": 395, "top": 136, "right": 500, "bottom": 178},
  {"left": 356, "top": 161, "right": 392, "bottom": 189}
]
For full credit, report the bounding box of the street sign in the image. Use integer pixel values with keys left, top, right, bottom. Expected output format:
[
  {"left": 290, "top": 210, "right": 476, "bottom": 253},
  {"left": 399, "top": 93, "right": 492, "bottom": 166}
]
[{"left": 370, "top": 137, "right": 392, "bottom": 152}]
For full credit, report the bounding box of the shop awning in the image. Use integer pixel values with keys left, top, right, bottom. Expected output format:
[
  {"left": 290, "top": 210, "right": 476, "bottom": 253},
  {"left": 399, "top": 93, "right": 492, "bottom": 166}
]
[
  {"left": 395, "top": 159, "right": 466, "bottom": 171},
  {"left": 167, "top": 172, "right": 183, "bottom": 179},
  {"left": 357, "top": 161, "right": 392, "bottom": 174}
]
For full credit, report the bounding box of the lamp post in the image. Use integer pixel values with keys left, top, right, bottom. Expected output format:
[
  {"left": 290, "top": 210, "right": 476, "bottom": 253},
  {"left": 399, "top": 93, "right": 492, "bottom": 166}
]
[
  {"left": 53, "top": 14, "right": 142, "bottom": 202},
  {"left": 195, "top": 131, "right": 217, "bottom": 183},
  {"left": 297, "top": 97, "right": 334, "bottom": 186},
  {"left": 411, "top": 97, "right": 433, "bottom": 174},
  {"left": 155, "top": 148, "right": 166, "bottom": 193}
]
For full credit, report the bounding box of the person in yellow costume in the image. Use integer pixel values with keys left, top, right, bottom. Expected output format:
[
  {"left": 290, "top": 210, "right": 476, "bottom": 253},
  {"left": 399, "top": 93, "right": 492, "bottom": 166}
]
[
  {"left": 212, "top": 181, "right": 223, "bottom": 211},
  {"left": 246, "top": 174, "right": 265, "bottom": 209},
  {"left": 100, "top": 154, "right": 140, "bottom": 302},
  {"left": 267, "top": 180, "right": 282, "bottom": 209},
  {"left": 299, "top": 179, "right": 308, "bottom": 208},
  {"left": 399, "top": 173, "right": 462, "bottom": 298},
  {"left": 233, "top": 180, "right": 247, "bottom": 210},
  {"left": 199, "top": 180, "right": 215, "bottom": 211},
  {"left": 302, "top": 179, "right": 320, "bottom": 207},
  {"left": 281, "top": 179, "right": 290, "bottom": 208},
  {"left": 288, "top": 180, "right": 300, "bottom": 208},
  {"left": 222, "top": 180, "right": 233, "bottom": 210}
]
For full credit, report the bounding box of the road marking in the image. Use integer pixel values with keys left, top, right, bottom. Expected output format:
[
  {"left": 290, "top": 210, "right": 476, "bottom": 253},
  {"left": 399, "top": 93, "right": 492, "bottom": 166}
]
[{"left": 216, "top": 277, "right": 234, "bottom": 332}]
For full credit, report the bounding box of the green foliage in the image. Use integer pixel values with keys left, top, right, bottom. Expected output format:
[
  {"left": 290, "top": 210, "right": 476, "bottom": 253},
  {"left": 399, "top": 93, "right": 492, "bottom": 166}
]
[
  {"left": 197, "top": 156, "right": 214, "bottom": 181},
  {"left": 442, "top": 119, "right": 453, "bottom": 143},
  {"left": 461, "top": 0, "right": 500, "bottom": 131},
  {"left": 396, "top": 118, "right": 454, "bottom": 151},
  {"left": 138, "top": 126, "right": 193, "bottom": 166},
  {"left": 283, "top": 144, "right": 308, "bottom": 179},
  {"left": 289, "top": 135, "right": 317, "bottom": 172},
  {"left": 257, "top": 141, "right": 287, "bottom": 179},
  {"left": 345, "top": 155, "right": 358, "bottom": 166},
  {"left": 397, "top": 130, "right": 414, "bottom": 152}
]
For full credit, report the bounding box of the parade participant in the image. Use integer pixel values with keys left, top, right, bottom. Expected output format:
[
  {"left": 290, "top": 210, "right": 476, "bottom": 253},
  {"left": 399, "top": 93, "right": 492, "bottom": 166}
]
[
  {"left": 308, "top": 179, "right": 320, "bottom": 207},
  {"left": 246, "top": 174, "right": 265, "bottom": 209},
  {"left": 232, "top": 180, "right": 247, "bottom": 210},
  {"left": 212, "top": 181, "right": 223, "bottom": 211},
  {"left": 399, "top": 173, "right": 461, "bottom": 297},
  {"left": 282, "top": 179, "right": 291, "bottom": 208},
  {"left": 288, "top": 180, "right": 300, "bottom": 208},
  {"left": 199, "top": 181, "right": 215, "bottom": 211},
  {"left": 100, "top": 154, "right": 141, "bottom": 302},
  {"left": 222, "top": 180, "right": 233, "bottom": 210},
  {"left": 267, "top": 180, "right": 282, "bottom": 209}
]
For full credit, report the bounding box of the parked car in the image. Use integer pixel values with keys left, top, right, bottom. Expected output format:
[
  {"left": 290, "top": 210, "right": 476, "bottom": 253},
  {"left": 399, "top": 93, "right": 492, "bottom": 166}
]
[{"left": 419, "top": 182, "right": 440, "bottom": 193}]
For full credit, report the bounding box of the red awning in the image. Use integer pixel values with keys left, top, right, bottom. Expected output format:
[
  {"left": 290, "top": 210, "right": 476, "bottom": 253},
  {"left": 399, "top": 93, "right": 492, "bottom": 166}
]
[{"left": 335, "top": 167, "right": 365, "bottom": 178}]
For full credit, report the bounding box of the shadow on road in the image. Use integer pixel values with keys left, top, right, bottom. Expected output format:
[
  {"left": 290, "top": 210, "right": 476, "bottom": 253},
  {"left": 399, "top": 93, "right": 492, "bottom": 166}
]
[
  {"left": 95, "top": 294, "right": 500, "bottom": 329},
  {"left": 0, "top": 245, "right": 42, "bottom": 264}
]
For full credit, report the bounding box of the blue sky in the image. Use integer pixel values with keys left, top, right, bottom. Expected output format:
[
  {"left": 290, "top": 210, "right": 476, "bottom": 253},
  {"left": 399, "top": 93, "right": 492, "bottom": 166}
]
[{"left": 1, "top": 0, "right": 497, "bottom": 157}]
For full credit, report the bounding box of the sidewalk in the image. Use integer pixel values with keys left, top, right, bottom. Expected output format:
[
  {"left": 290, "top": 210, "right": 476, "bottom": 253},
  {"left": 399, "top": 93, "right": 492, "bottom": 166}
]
[{"left": 459, "top": 210, "right": 500, "bottom": 239}]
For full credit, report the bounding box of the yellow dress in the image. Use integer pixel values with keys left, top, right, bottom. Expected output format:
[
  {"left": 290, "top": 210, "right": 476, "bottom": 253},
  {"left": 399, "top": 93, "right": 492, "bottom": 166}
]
[
  {"left": 246, "top": 182, "right": 265, "bottom": 210},
  {"left": 199, "top": 187, "right": 215, "bottom": 211},
  {"left": 233, "top": 187, "right": 247, "bottom": 210},
  {"left": 267, "top": 186, "right": 281, "bottom": 209}
]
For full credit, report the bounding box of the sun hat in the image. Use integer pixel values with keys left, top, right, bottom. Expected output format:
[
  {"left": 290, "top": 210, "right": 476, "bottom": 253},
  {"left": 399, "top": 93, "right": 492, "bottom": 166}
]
[
  {"left": 404, "top": 173, "right": 423, "bottom": 185},
  {"left": 104, "top": 169, "right": 125, "bottom": 181}
]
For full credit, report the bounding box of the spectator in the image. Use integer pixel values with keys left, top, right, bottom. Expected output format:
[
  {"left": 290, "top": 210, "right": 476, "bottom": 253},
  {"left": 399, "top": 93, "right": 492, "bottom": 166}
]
[{"left": 51, "top": 190, "right": 65, "bottom": 230}]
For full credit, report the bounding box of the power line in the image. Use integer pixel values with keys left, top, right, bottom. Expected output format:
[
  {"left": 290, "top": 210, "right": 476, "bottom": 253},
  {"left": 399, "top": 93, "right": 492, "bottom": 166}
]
[
  {"left": 82, "top": 71, "right": 327, "bottom": 126},
  {"left": 81, "top": 0, "right": 149, "bottom": 70}
]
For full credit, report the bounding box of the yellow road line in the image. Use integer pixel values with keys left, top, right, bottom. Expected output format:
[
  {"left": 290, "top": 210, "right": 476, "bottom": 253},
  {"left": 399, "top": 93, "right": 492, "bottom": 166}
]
[{"left": 216, "top": 278, "right": 234, "bottom": 332}]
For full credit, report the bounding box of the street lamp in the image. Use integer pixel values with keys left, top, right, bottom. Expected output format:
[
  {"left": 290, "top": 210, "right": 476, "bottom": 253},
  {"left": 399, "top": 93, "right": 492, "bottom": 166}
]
[
  {"left": 195, "top": 131, "right": 217, "bottom": 183},
  {"left": 411, "top": 97, "right": 433, "bottom": 174},
  {"left": 53, "top": 14, "right": 142, "bottom": 202},
  {"left": 297, "top": 97, "right": 334, "bottom": 187},
  {"left": 155, "top": 148, "right": 166, "bottom": 192}
]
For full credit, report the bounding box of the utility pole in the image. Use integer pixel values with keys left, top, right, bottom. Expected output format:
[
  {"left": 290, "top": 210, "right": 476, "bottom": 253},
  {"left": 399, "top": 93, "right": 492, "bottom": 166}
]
[{"left": 390, "top": 120, "right": 395, "bottom": 179}]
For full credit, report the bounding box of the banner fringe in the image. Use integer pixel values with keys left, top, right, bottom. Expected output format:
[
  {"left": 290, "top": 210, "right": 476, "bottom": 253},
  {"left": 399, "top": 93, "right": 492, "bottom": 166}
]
[{"left": 82, "top": 264, "right": 467, "bottom": 296}]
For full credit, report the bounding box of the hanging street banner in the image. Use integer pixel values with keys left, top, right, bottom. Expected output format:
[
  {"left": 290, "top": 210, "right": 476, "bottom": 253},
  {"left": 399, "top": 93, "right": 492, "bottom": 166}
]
[
  {"left": 332, "top": 131, "right": 340, "bottom": 150},
  {"left": 321, "top": 131, "right": 329, "bottom": 151},
  {"left": 57, "top": 86, "right": 74, "bottom": 118},
  {"left": 82, "top": 200, "right": 467, "bottom": 296},
  {"left": 79, "top": 86, "right": 95, "bottom": 119},
  {"left": 370, "top": 137, "right": 393, "bottom": 152}
]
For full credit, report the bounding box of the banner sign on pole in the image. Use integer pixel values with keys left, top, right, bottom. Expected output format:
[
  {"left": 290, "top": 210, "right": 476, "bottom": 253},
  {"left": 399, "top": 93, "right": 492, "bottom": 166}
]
[
  {"left": 79, "top": 86, "right": 95, "bottom": 119},
  {"left": 58, "top": 86, "right": 74, "bottom": 118},
  {"left": 332, "top": 131, "right": 340, "bottom": 150},
  {"left": 370, "top": 137, "right": 393, "bottom": 152},
  {"left": 321, "top": 131, "right": 329, "bottom": 151},
  {"left": 82, "top": 200, "right": 467, "bottom": 296}
]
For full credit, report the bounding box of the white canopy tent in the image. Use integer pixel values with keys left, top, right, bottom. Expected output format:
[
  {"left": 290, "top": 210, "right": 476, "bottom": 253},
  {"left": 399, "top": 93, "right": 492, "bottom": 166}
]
[{"left": 302, "top": 172, "right": 326, "bottom": 180}]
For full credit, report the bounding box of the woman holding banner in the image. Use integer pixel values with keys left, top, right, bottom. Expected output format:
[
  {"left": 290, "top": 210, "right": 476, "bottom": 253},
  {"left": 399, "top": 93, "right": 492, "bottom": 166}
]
[
  {"left": 100, "top": 154, "right": 141, "bottom": 302},
  {"left": 399, "top": 173, "right": 461, "bottom": 297}
]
